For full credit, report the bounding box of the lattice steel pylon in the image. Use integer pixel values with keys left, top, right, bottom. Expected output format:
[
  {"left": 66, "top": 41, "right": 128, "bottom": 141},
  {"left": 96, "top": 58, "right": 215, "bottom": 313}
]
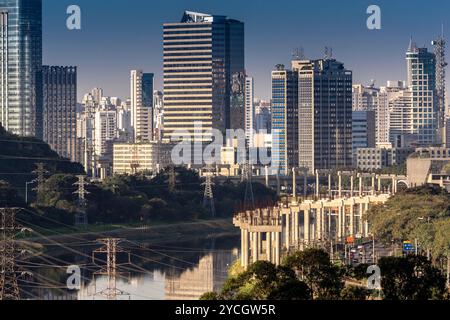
[
  {"left": 433, "top": 27, "right": 448, "bottom": 131},
  {"left": 32, "top": 163, "right": 47, "bottom": 204},
  {"left": 73, "top": 175, "right": 89, "bottom": 227},
  {"left": 0, "top": 208, "right": 22, "bottom": 300},
  {"left": 92, "top": 238, "right": 130, "bottom": 300},
  {"left": 202, "top": 166, "right": 216, "bottom": 218}
]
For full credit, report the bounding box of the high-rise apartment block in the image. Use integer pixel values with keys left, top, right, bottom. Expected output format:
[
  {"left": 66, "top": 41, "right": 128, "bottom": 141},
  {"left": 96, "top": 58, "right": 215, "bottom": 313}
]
[
  {"left": 0, "top": 0, "right": 42, "bottom": 138},
  {"left": 131, "top": 70, "right": 154, "bottom": 142},
  {"left": 163, "top": 11, "right": 244, "bottom": 142},
  {"left": 244, "top": 76, "right": 254, "bottom": 147}
]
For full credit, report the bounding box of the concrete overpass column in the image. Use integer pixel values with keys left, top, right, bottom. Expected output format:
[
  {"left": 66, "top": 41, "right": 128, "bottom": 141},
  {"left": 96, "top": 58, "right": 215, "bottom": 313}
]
[
  {"left": 371, "top": 175, "right": 376, "bottom": 196},
  {"left": 377, "top": 175, "right": 381, "bottom": 194},
  {"left": 338, "top": 171, "right": 342, "bottom": 198},
  {"left": 275, "top": 232, "right": 281, "bottom": 265},
  {"left": 328, "top": 174, "right": 332, "bottom": 198},
  {"left": 266, "top": 232, "right": 272, "bottom": 263},
  {"left": 364, "top": 202, "right": 370, "bottom": 237},
  {"left": 350, "top": 203, "right": 355, "bottom": 237},
  {"left": 350, "top": 175, "right": 354, "bottom": 197},
  {"left": 292, "top": 168, "right": 297, "bottom": 199},
  {"left": 337, "top": 205, "right": 343, "bottom": 241},
  {"left": 252, "top": 232, "right": 259, "bottom": 263},
  {"left": 315, "top": 170, "right": 320, "bottom": 198},
  {"left": 358, "top": 174, "right": 363, "bottom": 196},
  {"left": 285, "top": 211, "right": 290, "bottom": 249},
  {"left": 342, "top": 202, "right": 346, "bottom": 239},
  {"left": 304, "top": 209, "right": 310, "bottom": 245}
]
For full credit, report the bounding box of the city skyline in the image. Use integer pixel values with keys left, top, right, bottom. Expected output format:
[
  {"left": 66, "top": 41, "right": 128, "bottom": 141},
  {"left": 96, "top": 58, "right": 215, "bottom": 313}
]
[{"left": 42, "top": 0, "right": 450, "bottom": 102}]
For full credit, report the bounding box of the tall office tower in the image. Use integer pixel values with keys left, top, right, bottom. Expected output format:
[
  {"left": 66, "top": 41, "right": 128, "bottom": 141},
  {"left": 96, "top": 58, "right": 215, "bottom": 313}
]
[
  {"left": 163, "top": 11, "right": 244, "bottom": 142},
  {"left": 0, "top": 0, "right": 42, "bottom": 138},
  {"left": 42, "top": 66, "right": 77, "bottom": 160},
  {"left": 244, "top": 76, "right": 254, "bottom": 147},
  {"left": 130, "top": 70, "right": 154, "bottom": 142},
  {"left": 406, "top": 40, "right": 437, "bottom": 145},
  {"left": 432, "top": 31, "right": 447, "bottom": 141},
  {"left": 352, "top": 83, "right": 379, "bottom": 111},
  {"left": 271, "top": 64, "right": 298, "bottom": 175},
  {"left": 295, "top": 58, "right": 353, "bottom": 173},
  {"left": 377, "top": 81, "right": 407, "bottom": 145}
]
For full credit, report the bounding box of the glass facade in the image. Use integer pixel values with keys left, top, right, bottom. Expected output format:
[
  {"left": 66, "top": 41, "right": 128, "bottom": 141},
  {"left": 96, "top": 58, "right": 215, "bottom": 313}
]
[
  {"left": 271, "top": 65, "right": 298, "bottom": 175},
  {"left": 406, "top": 44, "right": 437, "bottom": 145},
  {"left": 42, "top": 66, "right": 77, "bottom": 160},
  {"left": 0, "top": 0, "right": 42, "bottom": 138},
  {"left": 163, "top": 11, "right": 244, "bottom": 142}
]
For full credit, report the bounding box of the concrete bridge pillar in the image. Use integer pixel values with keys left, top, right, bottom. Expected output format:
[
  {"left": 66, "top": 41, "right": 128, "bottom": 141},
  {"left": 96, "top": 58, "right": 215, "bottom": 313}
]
[
  {"left": 304, "top": 209, "right": 310, "bottom": 245},
  {"left": 266, "top": 232, "right": 272, "bottom": 263}
]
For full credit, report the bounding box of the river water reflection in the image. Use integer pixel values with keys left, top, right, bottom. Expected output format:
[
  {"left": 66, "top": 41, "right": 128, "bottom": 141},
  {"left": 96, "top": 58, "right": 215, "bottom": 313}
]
[{"left": 21, "top": 235, "right": 239, "bottom": 300}]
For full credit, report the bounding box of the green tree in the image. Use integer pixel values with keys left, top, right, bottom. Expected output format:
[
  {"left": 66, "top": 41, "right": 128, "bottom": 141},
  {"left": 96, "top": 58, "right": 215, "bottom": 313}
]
[
  {"left": 283, "top": 248, "right": 344, "bottom": 299},
  {"left": 378, "top": 255, "right": 447, "bottom": 300},
  {"left": 210, "top": 261, "right": 311, "bottom": 300}
]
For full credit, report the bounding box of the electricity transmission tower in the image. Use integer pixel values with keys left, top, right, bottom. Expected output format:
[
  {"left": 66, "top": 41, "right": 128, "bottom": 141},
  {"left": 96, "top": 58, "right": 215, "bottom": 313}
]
[
  {"left": 432, "top": 27, "right": 447, "bottom": 131},
  {"left": 32, "top": 163, "right": 47, "bottom": 204},
  {"left": 73, "top": 175, "right": 89, "bottom": 227},
  {"left": 92, "top": 238, "right": 130, "bottom": 300},
  {"left": 0, "top": 208, "right": 22, "bottom": 300},
  {"left": 202, "top": 166, "right": 216, "bottom": 217}
]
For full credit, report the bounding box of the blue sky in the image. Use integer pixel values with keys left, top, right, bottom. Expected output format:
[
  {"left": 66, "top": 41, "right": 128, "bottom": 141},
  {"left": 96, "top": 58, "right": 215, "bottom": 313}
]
[{"left": 43, "top": 0, "right": 450, "bottom": 101}]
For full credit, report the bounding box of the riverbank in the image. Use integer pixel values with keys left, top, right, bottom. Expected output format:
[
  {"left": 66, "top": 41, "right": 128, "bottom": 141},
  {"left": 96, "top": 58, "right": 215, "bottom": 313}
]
[{"left": 28, "top": 218, "right": 239, "bottom": 246}]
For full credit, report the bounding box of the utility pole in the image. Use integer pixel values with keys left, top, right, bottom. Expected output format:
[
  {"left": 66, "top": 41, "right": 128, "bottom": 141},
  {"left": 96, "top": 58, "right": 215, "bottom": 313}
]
[
  {"left": 168, "top": 166, "right": 176, "bottom": 192},
  {"left": 0, "top": 208, "right": 22, "bottom": 300},
  {"left": 73, "top": 175, "right": 89, "bottom": 227},
  {"left": 32, "top": 163, "right": 47, "bottom": 204},
  {"left": 92, "top": 238, "right": 130, "bottom": 300},
  {"left": 243, "top": 161, "right": 255, "bottom": 210},
  {"left": 202, "top": 166, "right": 216, "bottom": 217}
]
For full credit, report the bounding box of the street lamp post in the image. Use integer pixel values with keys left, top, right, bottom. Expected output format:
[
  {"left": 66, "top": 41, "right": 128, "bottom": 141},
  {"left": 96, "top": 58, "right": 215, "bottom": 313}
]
[
  {"left": 418, "top": 216, "right": 432, "bottom": 260},
  {"left": 25, "top": 179, "right": 37, "bottom": 204}
]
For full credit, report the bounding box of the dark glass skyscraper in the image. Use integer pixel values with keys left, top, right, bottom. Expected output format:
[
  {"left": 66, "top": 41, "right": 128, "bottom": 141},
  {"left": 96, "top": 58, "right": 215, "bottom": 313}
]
[
  {"left": 295, "top": 58, "right": 353, "bottom": 172},
  {"left": 42, "top": 66, "right": 77, "bottom": 160},
  {"left": 163, "top": 11, "right": 244, "bottom": 142},
  {"left": 0, "top": 0, "right": 42, "bottom": 138}
]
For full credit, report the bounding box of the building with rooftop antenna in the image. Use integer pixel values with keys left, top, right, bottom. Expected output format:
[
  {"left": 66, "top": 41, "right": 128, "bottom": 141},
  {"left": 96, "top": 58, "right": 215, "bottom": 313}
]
[
  {"left": 162, "top": 11, "right": 244, "bottom": 143},
  {"left": 406, "top": 38, "right": 438, "bottom": 145}
]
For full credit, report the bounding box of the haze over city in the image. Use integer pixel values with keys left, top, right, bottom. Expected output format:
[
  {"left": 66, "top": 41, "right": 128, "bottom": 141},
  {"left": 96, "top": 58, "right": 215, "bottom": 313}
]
[{"left": 43, "top": 0, "right": 450, "bottom": 101}]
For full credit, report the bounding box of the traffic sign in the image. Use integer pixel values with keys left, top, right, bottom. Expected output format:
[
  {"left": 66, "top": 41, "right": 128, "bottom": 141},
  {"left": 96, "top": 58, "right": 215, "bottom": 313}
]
[{"left": 403, "top": 240, "right": 414, "bottom": 252}]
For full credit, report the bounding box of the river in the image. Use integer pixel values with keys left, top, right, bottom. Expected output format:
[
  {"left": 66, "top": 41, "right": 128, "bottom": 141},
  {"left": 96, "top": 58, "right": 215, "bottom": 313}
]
[{"left": 19, "top": 234, "right": 240, "bottom": 300}]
